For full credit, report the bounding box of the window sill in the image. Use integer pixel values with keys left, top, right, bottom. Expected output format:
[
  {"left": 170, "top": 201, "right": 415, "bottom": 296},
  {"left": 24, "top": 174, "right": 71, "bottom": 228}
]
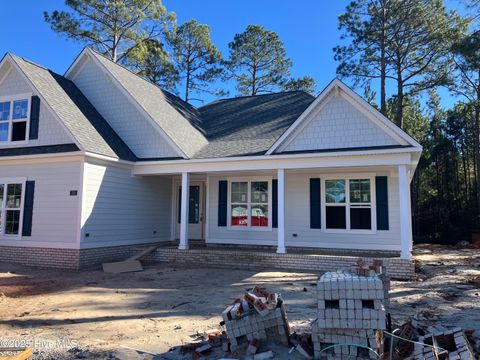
[
  {"left": 0, "top": 140, "right": 30, "bottom": 146},
  {"left": 322, "top": 229, "right": 377, "bottom": 235},
  {"left": 0, "top": 234, "right": 22, "bottom": 240},
  {"left": 227, "top": 226, "right": 273, "bottom": 232}
]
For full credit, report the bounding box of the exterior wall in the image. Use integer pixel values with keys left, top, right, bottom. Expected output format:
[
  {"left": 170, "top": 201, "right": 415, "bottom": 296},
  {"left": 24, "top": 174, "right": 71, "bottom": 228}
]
[
  {"left": 154, "top": 247, "right": 414, "bottom": 280},
  {"left": 0, "top": 159, "right": 82, "bottom": 248},
  {"left": 81, "top": 160, "right": 173, "bottom": 248},
  {"left": 284, "top": 169, "right": 400, "bottom": 252},
  {"left": 207, "top": 167, "right": 401, "bottom": 252},
  {"left": 0, "top": 66, "right": 74, "bottom": 148},
  {"left": 70, "top": 58, "right": 179, "bottom": 159},
  {"left": 282, "top": 93, "right": 401, "bottom": 152}
]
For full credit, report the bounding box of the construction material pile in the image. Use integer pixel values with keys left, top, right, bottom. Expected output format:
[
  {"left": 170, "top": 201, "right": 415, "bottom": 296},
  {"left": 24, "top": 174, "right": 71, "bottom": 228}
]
[
  {"left": 414, "top": 326, "right": 475, "bottom": 360},
  {"left": 222, "top": 286, "right": 290, "bottom": 349},
  {"left": 312, "top": 260, "right": 389, "bottom": 359}
]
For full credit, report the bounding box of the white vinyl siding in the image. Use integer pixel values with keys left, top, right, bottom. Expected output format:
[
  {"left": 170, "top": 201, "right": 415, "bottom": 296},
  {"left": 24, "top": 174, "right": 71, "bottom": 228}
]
[
  {"left": 70, "top": 58, "right": 179, "bottom": 159},
  {"left": 282, "top": 93, "right": 401, "bottom": 153},
  {"left": 0, "top": 160, "right": 82, "bottom": 248},
  {"left": 81, "top": 161, "right": 173, "bottom": 248},
  {"left": 207, "top": 168, "right": 401, "bottom": 252},
  {"left": 0, "top": 66, "right": 75, "bottom": 148}
]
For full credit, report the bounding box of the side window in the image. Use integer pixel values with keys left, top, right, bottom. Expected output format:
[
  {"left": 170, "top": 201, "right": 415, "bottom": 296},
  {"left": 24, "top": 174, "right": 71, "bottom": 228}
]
[
  {"left": 0, "top": 182, "right": 24, "bottom": 236},
  {"left": 0, "top": 97, "right": 29, "bottom": 143}
]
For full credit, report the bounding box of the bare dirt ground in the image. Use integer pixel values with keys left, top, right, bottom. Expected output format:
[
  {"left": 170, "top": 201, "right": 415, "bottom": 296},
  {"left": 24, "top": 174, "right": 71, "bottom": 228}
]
[{"left": 0, "top": 244, "right": 479, "bottom": 359}]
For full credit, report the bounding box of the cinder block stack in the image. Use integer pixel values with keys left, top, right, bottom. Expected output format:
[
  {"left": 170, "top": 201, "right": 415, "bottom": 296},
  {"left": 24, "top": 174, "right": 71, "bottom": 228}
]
[
  {"left": 222, "top": 287, "right": 290, "bottom": 348},
  {"left": 312, "top": 265, "right": 390, "bottom": 360}
]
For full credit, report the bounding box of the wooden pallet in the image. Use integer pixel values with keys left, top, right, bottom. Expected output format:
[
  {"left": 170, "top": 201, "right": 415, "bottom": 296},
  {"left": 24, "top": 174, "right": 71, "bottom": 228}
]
[{"left": 0, "top": 347, "right": 33, "bottom": 360}]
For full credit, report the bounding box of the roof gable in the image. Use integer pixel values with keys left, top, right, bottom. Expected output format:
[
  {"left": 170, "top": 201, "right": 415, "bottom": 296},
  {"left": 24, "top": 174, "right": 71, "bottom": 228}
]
[
  {"left": 66, "top": 48, "right": 208, "bottom": 158},
  {"left": 6, "top": 53, "right": 136, "bottom": 161},
  {"left": 267, "top": 79, "right": 422, "bottom": 155}
]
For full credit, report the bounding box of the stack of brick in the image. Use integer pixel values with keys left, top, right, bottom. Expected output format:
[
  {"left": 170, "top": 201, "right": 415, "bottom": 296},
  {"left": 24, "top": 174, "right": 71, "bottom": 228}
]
[
  {"left": 222, "top": 286, "right": 290, "bottom": 348},
  {"left": 312, "top": 266, "right": 389, "bottom": 359},
  {"left": 414, "top": 328, "right": 475, "bottom": 360}
]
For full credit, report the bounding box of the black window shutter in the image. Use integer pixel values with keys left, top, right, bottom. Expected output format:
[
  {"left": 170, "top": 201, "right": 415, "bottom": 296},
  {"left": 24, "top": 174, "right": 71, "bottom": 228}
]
[
  {"left": 22, "top": 181, "right": 35, "bottom": 236},
  {"left": 218, "top": 180, "right": 228, "bottom": 227},
  {"left": 310, "top": 178, "right": 321, "bottom": 229},
  {"left": 375, "top": 176, "right": 389, "bottom": 230},
  {"left": 272, "top": 179, "right": 278, "bottom": 228},
  {"left": 29, "top": 96, "right": 40, "bottom": 140}
]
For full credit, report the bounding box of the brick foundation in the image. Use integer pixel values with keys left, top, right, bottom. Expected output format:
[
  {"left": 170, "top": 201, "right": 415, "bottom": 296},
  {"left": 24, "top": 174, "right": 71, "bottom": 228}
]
[
  {"left": 0, "top": 244, "right": 415, "bottom": 279},
  {"left": 154, "top": 248, "right": 415, "bottom": 280},
  {"left": 0, "top": 243, "right": 158, "bottom": 270}
]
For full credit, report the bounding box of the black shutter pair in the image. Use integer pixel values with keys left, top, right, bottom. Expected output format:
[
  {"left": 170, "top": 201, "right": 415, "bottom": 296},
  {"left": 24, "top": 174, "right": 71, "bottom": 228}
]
[
  {"left": 218, "top": 180, "right": 279, "bottom": 228},
  {"left": 29, "top": 96, "right": 40, "bottom": 140},
  {"left": 308, "top": 176, "right": 389, "bottom": 230},
  {"left": 22, "top": 181, "right": 35, "bottom": 236}
]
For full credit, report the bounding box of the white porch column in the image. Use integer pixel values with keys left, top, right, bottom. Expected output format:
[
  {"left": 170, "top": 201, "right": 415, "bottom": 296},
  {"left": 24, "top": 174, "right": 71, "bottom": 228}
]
[
  {"left": 179, "top": 172, "right": 190, "bottom": 250},
  {"left": 398, "top": 165, "right": 412, "bottom": 260},
  {"left": 276, "top": 169, "right": 286, "bottom": 254}
]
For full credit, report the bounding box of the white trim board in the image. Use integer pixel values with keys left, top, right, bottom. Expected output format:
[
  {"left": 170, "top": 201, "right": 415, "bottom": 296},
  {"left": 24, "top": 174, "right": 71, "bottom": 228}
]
[{"left": 267, "top": 79, "right": 422, "bottom": 155}]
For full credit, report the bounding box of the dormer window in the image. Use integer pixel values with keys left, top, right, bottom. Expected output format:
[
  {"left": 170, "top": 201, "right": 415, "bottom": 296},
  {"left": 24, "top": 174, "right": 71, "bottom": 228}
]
[{"left": 0, "top": 96, "right": 30, "bottom": 143}]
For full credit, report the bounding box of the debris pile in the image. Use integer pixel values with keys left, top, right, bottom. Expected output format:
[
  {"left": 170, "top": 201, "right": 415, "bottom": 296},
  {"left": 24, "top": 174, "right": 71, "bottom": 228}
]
[
  {"left": 312, "top": 261, "right": 389, "bottom": 359},
  {"left": 414, "top": 327, "right": 475, "bottom": 360},
  {"left": 222, "top": 286, "right": 290, "bottom": 349}
]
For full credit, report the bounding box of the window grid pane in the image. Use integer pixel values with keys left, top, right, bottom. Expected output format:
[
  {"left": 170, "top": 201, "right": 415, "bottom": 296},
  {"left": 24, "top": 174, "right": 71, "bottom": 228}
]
[
  {"left": 325, "top": 180, "right": 346, "bottom": 204},
  {"left": 231, "top": 205, "right": 248, "bottom": 226},
  {"left": 350, "top": 179, "right": 371, "bottom": 203},
  {"left": 0, "top": 123, "right": 9, "bottom": 142},
  {"left": 231, "top": 182, "right": 248, "bottom": 203},
  {"left": 6, "top": 184, "right": 22, "bottom": 208},
  {"left": 12, "top": 100, "right": 28, "bottom": 120},
  {"left": 0, "top": 102, "right": 10, "bottom": 121},
  {"left": 5, "top": 210, "right": 20, "bottom": 235}
]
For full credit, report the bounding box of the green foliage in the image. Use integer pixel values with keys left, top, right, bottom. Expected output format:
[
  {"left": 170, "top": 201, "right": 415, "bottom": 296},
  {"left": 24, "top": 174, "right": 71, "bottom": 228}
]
[
  {"left": 124, "top": 39, "right": 178, "bottom": 92},
  {"left": 227, "top": 25, "right": 292, "bottom": 96},
  {"left": 166, "top": 19, "right": 223, "bottom": 102},
  {"left": 335, "top": 0, "right": 466, "bottom": 126},
  {"left": 281, "top": 76, "right": 317, "bottom": 95},
  {"left": 44, "top": 0, "right": 176, "bottom": 62}
]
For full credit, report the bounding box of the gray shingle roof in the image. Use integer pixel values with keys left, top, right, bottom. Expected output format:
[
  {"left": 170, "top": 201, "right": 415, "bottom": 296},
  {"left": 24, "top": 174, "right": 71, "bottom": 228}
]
[
  {"left": 88, "top": 49, "right": 208, "bottom": 158},
  {"left": 194, "top": 92, "right": 315, "bottom": 158},
  {"left": 11, "top": 54, "right": 136, "bottom": 161}
]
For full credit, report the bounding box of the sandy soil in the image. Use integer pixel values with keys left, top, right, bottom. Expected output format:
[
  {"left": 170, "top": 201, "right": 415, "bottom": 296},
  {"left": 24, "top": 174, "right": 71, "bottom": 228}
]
[{"left": 0, "top": 244, "right": 479, "bottom": 359}]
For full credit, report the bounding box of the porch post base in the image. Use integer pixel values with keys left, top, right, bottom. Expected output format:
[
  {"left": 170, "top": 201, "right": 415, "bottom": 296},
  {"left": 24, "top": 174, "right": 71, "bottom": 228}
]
[
  {"left": 276, "top": 247, "right": 286, "bottom": 254},
  {"left": 178, "top": 244, "right": 189, "bottom": 250}
]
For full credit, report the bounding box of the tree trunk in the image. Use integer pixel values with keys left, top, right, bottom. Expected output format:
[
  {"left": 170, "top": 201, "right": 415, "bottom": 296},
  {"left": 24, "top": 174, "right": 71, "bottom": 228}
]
[
  {"left": 475, "top": 96, "right": 480, "bottom": 224},
  {"left": 380, "top": 3, "right": 387, "bottom": 114},
  {"left": 185, "top": 61, "right": 191, "bottom": 102},
  {"left": 395, "top": 80, "right": 404, "bottom": 128}
]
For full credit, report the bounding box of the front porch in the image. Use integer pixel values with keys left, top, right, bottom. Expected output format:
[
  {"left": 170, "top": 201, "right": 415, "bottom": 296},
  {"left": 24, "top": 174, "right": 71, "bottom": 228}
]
[{"left": 151, "top": 241, "right": 415, "bottom": 280}]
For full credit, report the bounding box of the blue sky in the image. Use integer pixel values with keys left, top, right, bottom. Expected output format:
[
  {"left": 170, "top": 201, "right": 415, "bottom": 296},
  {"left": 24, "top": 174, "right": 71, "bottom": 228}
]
[{"left": 0, "top": 0, "right": 466, "bottom": 107}]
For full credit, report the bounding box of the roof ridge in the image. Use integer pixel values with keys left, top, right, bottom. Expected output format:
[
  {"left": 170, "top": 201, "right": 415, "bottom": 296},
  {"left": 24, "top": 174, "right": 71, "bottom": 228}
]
[
  {"left": 86, "top": 48, "right": 197, "bottom": 111},
  {"left": 8, "top": 53, "right": 53, "bottom": 72},
  {"left": 198, "top": 90, "right": 313, "bottom": 109}
]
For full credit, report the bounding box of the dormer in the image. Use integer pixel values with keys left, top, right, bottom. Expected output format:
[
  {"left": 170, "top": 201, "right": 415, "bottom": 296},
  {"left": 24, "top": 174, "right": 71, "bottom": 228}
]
[{"left": 0, "top": 54, "right": 75, "bottom": 149}]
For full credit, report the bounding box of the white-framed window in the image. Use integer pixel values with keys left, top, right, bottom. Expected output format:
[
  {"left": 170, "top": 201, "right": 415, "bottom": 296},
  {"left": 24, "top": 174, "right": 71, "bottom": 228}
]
[
  {"left": 0, "top": 178, "right": 26, "bottom": 237},
  {"left": 0, "top": 94, "right": 31, "bottom": 144},
  {"left": 322, "top": 175, "right": 376, "bottom": 233},
  {"left": 228, "top": 178, "right": 272, "bottom": 230}
]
